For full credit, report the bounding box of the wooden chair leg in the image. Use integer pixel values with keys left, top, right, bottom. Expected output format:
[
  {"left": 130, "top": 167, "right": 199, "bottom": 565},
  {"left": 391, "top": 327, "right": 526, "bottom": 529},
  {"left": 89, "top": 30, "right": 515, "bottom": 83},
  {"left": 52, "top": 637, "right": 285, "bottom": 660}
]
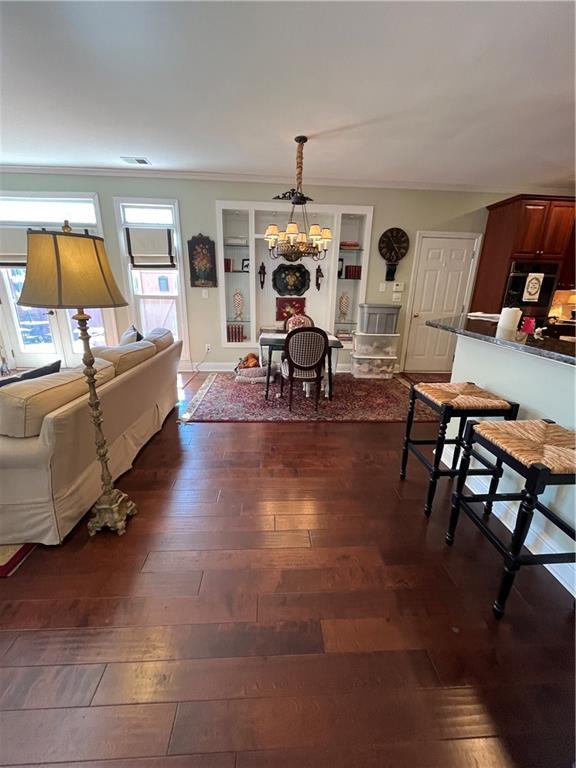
[
  {"left": 315, "top": 377, "right": 321, "bottom": 410},
  {"left": 400, "top": 386, "right": 416, "bottom": 480},
  {"left": 289, "top": 379, "right": 294, "bottom": 411},
  {"left": 280, "top": 375, "right": 284, "bottom": 398}
]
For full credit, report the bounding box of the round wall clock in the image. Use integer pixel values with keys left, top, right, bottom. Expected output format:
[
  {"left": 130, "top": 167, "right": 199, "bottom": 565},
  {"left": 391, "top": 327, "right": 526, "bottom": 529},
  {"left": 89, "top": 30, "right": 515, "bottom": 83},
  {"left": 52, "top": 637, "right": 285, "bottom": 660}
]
[{"left": 378, "top": 228, "right": 410, "bottom": 264}]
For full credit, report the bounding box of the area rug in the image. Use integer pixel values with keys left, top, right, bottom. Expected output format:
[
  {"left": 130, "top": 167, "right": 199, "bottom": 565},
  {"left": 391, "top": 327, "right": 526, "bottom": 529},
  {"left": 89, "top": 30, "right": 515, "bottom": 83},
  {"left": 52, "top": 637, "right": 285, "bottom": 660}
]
[
  {"left": 0, "top": 544, "right": 35, "bottom": 578},
  {"left": 180, "top": 373, "right": 436, "bottom": 423}
]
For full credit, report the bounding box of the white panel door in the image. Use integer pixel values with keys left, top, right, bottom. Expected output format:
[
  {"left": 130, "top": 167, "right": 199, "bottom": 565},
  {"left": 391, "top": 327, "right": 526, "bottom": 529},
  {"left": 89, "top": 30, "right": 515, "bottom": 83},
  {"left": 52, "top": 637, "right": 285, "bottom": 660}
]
[{"left": 404, "top": 236, "right": 476, "bottom": 372}]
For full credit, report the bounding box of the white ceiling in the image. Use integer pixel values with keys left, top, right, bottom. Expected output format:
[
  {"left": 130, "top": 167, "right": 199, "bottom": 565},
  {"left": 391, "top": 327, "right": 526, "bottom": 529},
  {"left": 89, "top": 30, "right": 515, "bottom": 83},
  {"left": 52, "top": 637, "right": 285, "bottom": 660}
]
[{"left": 1, "top": 1, "right": 574, "bottom": 192}]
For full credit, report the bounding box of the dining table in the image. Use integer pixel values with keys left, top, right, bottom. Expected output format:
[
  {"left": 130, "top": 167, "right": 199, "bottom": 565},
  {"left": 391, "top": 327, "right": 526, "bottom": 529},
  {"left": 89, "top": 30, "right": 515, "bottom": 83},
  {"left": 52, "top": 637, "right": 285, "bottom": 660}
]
[{"left": 258, "top": 331, "right": 344, "bottom": 400}]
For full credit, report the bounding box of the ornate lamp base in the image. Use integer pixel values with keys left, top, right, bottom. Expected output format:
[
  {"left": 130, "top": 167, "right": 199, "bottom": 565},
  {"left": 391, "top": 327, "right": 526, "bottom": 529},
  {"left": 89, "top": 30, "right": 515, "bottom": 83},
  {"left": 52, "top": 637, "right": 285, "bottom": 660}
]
[
  {"left": 87, "top": 488, "right": 137, "bottom": 537},
  {"left": 73, "top": 308, "right": 137, "bottom": 539}
]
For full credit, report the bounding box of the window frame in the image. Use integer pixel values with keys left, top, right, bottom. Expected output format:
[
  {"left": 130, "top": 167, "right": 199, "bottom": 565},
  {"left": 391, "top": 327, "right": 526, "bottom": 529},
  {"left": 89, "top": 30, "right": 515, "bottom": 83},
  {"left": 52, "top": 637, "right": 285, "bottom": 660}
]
[{"left": 114, "top": 197, "right": 190, "bottom": 364}]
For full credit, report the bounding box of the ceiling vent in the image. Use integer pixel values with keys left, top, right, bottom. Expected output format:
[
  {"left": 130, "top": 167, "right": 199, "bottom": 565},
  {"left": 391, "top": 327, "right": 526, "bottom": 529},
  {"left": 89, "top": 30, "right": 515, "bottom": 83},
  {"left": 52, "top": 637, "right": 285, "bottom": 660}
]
[{"left": 120, "top": 156, "right": 151, "bottom": 166}]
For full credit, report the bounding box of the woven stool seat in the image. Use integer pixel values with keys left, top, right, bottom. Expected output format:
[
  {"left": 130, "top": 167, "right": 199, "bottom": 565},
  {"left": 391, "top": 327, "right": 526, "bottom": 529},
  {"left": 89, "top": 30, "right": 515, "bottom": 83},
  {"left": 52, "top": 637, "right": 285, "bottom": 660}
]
[
  {"left": 415, "top": 382, "right": 512, "bottom": 411},
  {"left": 475, "top": 420, "right": 576, "bottom": 475}
]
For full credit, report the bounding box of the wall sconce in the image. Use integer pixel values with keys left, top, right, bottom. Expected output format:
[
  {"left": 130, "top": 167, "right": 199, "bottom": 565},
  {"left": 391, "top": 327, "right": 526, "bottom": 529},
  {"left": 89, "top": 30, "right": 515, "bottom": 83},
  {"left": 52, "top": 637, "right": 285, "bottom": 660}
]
[
  {"left": 315, "top": 265, "right": 324, "bottom": 291},
  {"left": 258, "top": 262, "right": 266, "bottom": 289}
]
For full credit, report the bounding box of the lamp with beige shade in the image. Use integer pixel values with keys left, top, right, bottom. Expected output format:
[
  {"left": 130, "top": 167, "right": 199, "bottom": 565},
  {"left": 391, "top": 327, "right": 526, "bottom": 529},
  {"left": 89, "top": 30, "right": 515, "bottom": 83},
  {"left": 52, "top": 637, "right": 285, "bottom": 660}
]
[{"left": 18, "top": 221, "right": 136, "bottom": 536}]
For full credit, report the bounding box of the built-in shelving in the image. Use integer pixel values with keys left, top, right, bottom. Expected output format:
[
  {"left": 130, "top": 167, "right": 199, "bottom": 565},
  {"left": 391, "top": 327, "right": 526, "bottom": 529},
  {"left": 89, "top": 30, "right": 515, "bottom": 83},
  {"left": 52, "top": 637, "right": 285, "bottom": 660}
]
[{"left": 216, "top": 202, "right": 373, "bottom": 348}]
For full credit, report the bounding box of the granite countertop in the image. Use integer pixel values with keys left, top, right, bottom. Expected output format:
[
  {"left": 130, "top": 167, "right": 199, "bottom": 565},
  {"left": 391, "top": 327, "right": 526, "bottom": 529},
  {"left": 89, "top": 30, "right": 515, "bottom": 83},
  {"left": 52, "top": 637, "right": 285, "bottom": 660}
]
[{"left": 426, "top": 315, "right": 576, "bottom": 366}]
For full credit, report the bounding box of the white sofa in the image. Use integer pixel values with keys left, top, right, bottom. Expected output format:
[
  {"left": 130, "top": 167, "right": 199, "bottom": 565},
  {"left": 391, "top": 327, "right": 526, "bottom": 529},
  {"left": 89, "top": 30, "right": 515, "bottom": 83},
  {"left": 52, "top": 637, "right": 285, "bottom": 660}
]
[{"left": 0, "top": 329, "right": 182, "bottom": 545}]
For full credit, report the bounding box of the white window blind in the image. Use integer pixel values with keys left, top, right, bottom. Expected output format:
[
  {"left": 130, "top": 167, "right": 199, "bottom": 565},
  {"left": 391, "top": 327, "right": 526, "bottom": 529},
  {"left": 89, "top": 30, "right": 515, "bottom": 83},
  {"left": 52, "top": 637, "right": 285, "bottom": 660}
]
[{"left": 125, "top": 226, "right": 176, "bottom": 269}]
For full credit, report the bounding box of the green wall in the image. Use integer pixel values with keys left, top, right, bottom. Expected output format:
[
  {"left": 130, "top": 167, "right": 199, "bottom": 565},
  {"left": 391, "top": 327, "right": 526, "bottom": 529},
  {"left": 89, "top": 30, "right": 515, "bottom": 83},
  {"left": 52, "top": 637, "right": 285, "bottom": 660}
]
[{"left": 1, "top": 170, "right": 522, "bottom": 366}]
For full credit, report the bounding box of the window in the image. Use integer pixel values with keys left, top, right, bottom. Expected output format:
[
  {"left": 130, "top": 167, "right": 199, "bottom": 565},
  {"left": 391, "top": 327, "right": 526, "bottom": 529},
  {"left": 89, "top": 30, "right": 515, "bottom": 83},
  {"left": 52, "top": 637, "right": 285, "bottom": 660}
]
[
  {"left": 115, "top": 199, "right": 188, "bottom": 354},
  {"left": 0, "top": 196, "right": 98, "bottom": 228},
  {"left": 0, "top": 193, "right": 116, "bottom": 368}
]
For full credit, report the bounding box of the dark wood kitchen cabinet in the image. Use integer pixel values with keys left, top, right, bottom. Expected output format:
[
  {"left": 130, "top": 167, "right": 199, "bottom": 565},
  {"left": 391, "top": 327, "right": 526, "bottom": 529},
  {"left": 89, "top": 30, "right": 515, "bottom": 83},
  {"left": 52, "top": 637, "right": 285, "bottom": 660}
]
[{"left": 470, "top": 194, "right": 575, "bottom": 312}]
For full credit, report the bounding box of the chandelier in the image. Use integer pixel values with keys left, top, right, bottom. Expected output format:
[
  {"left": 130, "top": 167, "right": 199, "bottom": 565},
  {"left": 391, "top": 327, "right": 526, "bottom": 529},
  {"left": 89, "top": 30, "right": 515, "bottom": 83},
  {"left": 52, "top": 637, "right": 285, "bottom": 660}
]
[{"left": 265, "top": 136, "right": 332, "bottom": 262}]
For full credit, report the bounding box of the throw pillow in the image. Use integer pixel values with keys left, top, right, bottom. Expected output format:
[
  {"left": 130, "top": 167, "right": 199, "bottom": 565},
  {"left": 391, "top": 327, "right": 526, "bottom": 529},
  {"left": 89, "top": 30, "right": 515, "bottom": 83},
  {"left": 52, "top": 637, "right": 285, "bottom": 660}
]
[
  {"left": 19, "top": 360, "right": 61, "bottom": 381},
  {"left": 0, "top": 375, "right": 21, "bottom": 388},
  {"left": 119, "top": 325, "right": 143, "bottom": 345}
]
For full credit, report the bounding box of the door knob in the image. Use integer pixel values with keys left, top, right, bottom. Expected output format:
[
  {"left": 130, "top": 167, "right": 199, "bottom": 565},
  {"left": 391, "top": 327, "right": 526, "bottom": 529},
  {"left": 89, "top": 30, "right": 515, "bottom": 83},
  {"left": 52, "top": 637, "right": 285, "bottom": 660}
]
[{"left": 413, "top": 313, "right": 420, "bottom": 318}]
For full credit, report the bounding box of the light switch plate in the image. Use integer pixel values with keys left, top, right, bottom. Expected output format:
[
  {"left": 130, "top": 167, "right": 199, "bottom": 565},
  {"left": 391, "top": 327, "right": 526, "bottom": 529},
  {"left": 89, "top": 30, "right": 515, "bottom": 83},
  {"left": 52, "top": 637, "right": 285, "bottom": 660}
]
[
  {"left": 379, "top": 282, "right": 386, "bottom": 293},
  {"left": 201, "top": 289, "right": 209, "bottom": 299},
  {"left": 393, "top": 282, "right": 405, "bottom": 292},
  {"left": 392, "top": 292, "right": 402, "bottom": 303}
]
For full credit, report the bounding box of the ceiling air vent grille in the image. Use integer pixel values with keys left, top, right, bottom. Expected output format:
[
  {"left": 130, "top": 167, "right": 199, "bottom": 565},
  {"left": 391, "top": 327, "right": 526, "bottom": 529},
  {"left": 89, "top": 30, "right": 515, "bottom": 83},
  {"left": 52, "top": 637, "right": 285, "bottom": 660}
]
[{"left": 121, "top": 156, "right": 151, "bottom": 166}]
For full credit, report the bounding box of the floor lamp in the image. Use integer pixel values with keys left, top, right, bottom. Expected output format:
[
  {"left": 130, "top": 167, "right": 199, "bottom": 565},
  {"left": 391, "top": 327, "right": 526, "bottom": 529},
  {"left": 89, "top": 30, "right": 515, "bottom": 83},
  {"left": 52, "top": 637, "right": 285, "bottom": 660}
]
[{"left": 18, "top": 221, "right": 137, "bottom": 536}]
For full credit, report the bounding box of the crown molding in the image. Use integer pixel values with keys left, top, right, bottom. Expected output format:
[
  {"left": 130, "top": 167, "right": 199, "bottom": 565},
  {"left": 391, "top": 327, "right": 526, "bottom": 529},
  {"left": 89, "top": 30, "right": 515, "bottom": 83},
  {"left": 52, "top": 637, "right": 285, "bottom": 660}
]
[{"left": 0, "top": 163, "right": 573, "bottom": 196}]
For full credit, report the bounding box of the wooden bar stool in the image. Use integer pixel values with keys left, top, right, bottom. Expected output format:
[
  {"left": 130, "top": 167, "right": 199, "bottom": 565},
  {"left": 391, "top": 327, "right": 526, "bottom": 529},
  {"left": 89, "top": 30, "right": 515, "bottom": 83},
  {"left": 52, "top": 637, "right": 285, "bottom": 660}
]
[
  {"left": 447, "top": 419, "right": 576, "bottom": 618},
  {"left": 400, "top": 382, "right": 519, "bottom": 516}
]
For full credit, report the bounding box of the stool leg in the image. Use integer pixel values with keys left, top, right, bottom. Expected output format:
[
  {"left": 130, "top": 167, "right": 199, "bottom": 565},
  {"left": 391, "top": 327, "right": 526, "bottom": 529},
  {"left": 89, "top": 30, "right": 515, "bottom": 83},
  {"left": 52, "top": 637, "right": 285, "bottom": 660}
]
[
  {"left": 446, "top": 421, "right": 475, "bottom": 545},
  {"left": 451, "top": 416, "right": 467, "bottom": 470},
  {"left": 493, "top": 484, "right": 537, "bottom": 619},
  {"left": 400, "top": 385, "right": 416, "bottom": 480},
  {"left": 484, "top": 457, "right": 503, "bottom": 517},
  {"left": 424, "top": 406, "right": 449, "bottom": 518}
]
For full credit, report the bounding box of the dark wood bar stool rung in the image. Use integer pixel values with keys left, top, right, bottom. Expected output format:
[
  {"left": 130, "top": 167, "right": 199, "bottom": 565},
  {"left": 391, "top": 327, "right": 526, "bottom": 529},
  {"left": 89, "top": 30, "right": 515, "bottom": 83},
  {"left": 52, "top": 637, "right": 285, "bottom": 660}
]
[
  {"left": 447, "top": 418, "right": 576, "bottom": 618},
  {"left": 400, "top": 381, "right": 519, "bottom": 517}
]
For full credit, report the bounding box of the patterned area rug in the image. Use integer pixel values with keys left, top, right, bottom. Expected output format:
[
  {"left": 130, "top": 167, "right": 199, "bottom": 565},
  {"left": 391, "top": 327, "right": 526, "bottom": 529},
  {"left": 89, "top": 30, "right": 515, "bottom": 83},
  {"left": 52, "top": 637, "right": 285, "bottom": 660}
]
[{"left": 180, "top": 373, "right": 436, "bottom": 423}]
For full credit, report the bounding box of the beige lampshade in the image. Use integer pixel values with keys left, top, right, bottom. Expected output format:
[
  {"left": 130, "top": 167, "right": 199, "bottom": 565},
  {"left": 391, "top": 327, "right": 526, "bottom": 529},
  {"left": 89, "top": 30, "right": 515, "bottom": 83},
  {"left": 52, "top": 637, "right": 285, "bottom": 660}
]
[
  {"left": 286, "top": 222, "right": 299, "bottom": 236},
  {"left": 321, "top": 228, "right": 333, "bottom": 241},
  {"left": 278, "top": 231, "right": 287, "bottom": 242},
  {"left": 568, "top": 293, "right": 576, "bottom": 304},
  {"left": 265, "top": 224, "right": 279, "bottom": 238},
  {"left": 308, "top": 224, "right": 322, "bottom": 239},
  {"left": 19, "top": 229, "right": 128, "bottom": 309}
]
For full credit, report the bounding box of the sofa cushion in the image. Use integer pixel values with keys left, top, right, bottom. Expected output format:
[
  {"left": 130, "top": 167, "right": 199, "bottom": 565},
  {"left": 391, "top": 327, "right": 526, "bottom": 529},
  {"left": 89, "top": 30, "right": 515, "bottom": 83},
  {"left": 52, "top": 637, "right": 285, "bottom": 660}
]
[
  {"left": 90, "top": 340, "right": 156, "bottom": 375},
  {"left": 144, "top": 328, "right": 174, "bottom": 352},
  {"left": 119, "top": 324, "right": 143, "bottom": 344},
  {"left": 0, "top": 358, "right": 115, "bottom": 438},
  {"left": 20, "top": 360, "right": 62, "bottom": 381}
]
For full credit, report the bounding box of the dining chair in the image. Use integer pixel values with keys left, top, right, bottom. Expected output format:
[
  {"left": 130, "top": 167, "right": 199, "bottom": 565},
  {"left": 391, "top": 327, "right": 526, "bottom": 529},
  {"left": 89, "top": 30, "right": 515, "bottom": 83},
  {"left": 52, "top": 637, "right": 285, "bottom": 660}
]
[
  {"left": 280, "top": 327, "right": 329, "bottom": 411},
  {"left": 284, "top": 313, "right": 314, "bottom": 331}
]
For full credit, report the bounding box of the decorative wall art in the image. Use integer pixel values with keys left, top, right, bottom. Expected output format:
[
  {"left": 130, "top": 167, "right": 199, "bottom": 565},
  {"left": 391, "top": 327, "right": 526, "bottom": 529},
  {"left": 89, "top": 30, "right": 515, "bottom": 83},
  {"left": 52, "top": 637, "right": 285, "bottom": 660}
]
[
  {"left": 272, "top": 263, "right": 310, "bottom": 296},
  {"left": 276, "top": 297, "right": 306, "bottom": 322},
  {"left": 188, "top": 234, "right": 217, "bottom": 288},
  {"left": 258, "top": 262, "right": 266, "bottom": 289}
]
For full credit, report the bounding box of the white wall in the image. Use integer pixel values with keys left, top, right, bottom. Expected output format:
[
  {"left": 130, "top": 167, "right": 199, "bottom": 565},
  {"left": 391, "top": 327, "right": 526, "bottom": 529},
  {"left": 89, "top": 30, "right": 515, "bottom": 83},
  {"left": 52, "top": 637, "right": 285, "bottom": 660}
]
[{"left": 0, "top": 170, "right": 562, "bottom": 367}]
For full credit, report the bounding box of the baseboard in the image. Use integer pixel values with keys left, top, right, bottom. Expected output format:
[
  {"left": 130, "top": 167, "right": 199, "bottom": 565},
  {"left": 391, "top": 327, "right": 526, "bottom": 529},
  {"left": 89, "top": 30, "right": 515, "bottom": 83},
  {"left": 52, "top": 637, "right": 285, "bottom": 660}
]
[
  {"left": 443, "top": 446, "right": 575, "bottom": 596},
  {"left": 193, "top": 361, "right": 236, "bottom": 372}
]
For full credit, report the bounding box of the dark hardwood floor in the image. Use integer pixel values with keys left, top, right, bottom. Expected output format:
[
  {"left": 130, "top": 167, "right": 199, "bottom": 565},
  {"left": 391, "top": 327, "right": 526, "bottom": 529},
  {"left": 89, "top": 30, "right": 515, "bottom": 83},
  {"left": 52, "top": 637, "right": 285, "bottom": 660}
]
[{"left": 0, "top": 374, "right": 574, "bottom": 767}]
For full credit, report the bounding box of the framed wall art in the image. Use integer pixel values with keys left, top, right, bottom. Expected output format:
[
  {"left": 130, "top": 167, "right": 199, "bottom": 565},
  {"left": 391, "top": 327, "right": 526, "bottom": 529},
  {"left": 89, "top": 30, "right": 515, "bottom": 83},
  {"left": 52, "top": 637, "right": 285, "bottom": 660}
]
[
  {"left": 188, "top": 234, "right": 217, "bottom": 288},
  {"left": 276, "top": 297, "right": 306, "bottom": 321}
]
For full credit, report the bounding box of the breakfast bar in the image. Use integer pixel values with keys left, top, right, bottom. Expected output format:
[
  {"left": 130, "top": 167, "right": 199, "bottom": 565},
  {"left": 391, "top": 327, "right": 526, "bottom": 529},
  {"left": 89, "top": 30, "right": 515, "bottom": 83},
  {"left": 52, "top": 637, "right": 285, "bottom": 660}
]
[{"left": 427, "top": 315, "right": 575, "bottom": 592}]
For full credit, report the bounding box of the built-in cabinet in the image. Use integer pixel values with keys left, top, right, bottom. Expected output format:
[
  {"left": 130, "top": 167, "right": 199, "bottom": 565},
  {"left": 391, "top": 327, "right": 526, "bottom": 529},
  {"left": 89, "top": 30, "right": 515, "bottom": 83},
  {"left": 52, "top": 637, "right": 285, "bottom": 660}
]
[
  {"left": 216, "top": 201, "right": 373, "bottom": 349},
  {"left": 470, "top": 194, "right": 575, "bottom": 313}
]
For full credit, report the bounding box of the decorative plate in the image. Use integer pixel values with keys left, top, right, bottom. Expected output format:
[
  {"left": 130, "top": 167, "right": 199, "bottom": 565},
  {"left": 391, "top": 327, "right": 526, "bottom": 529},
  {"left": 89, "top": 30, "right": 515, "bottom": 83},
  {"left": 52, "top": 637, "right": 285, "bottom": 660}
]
[{"left": 272, "top": 263, "right": 310, "bottom": 296}]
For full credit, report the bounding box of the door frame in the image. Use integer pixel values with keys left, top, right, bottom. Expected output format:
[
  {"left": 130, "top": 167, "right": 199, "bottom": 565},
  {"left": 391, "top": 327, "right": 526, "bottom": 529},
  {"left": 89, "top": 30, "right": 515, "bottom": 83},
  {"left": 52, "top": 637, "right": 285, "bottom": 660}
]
[{"left": 399, "top": 230, "right": 483, "bottom": 372}]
